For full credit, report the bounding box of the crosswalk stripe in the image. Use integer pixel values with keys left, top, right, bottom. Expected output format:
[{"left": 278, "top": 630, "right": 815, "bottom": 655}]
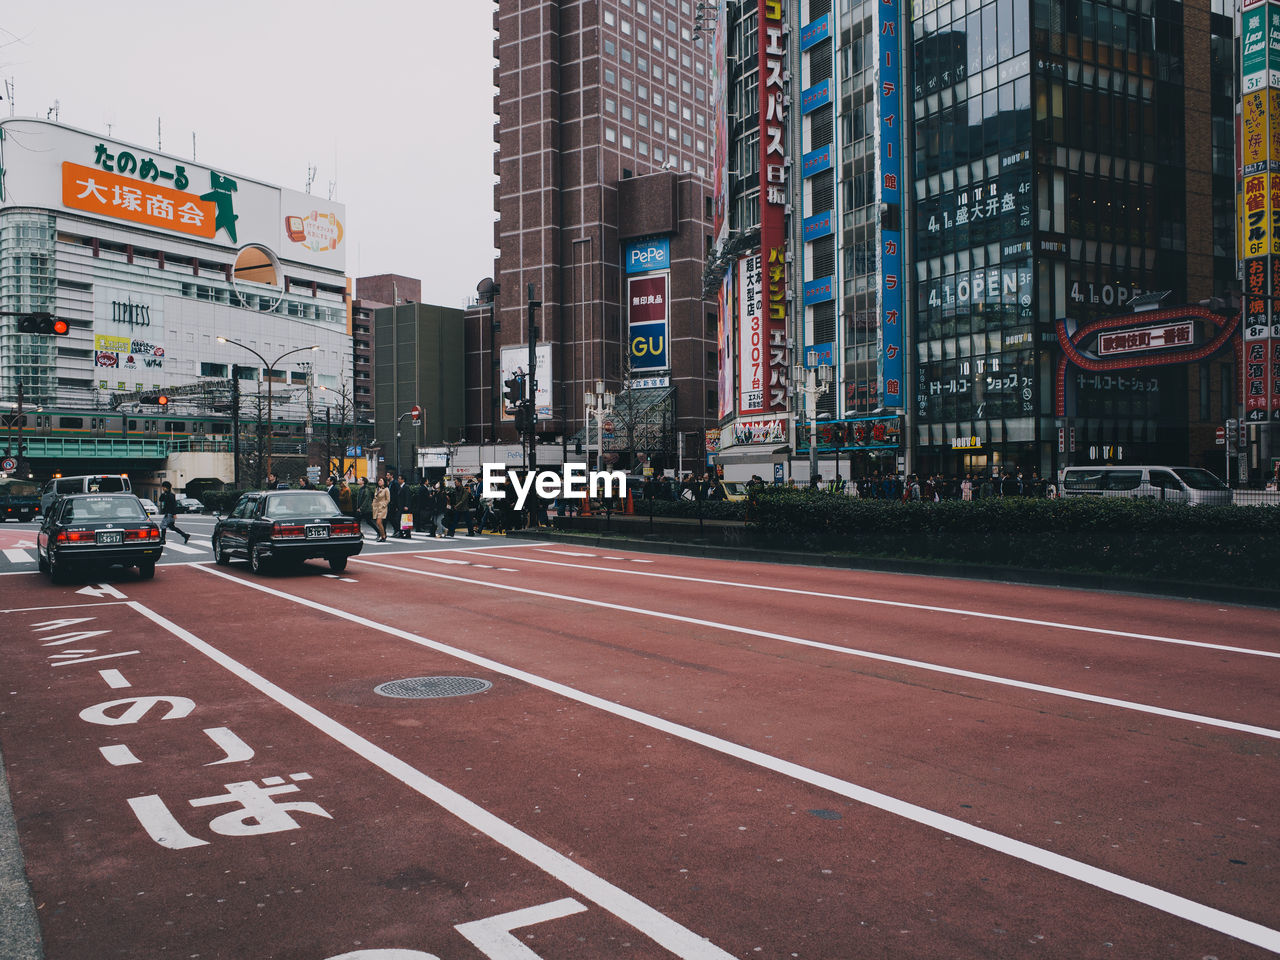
[
  {"left": 163, "top": 542, "right": 206, "bottom": 555},
  {"left": 2, "top": 548, "right": 32, "bottom": 563}
]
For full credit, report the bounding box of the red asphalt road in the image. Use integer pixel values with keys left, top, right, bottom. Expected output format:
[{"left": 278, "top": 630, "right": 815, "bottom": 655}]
[{"left": 0, "top": 542, "right": 1277, "bottom": 960}]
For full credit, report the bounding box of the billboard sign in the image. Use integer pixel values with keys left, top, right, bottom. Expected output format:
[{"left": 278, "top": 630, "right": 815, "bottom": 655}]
[
  {"left": 737, "top": 254, "right": 765, "bottom": 414},
  {"left": 877, "top": 0, "right": 905, "bottom": 408},
  {"left": 628, "top": 273, "right": 670, "bottom": 371},
  {"left": 0, "top": 119, "right": 346, "bottom": 272},
  {"left": 757, "top": 0, "right": 790, "bottom": 416},
  {"left": 499, "top": 343, "right": 553, "bottom": 419},
  {"left": 625, "top": 237, "right": 670, "bottom": 274}
]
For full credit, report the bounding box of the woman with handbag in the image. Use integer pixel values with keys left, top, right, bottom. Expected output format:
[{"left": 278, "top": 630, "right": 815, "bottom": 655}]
[{"left": 371, "top": 476, "right": 391, "bottom": 542}]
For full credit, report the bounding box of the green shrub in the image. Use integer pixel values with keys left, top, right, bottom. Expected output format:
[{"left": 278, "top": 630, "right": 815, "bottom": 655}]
[{"left": 746, "top": 489, "right": 1280, "bottom": 586}]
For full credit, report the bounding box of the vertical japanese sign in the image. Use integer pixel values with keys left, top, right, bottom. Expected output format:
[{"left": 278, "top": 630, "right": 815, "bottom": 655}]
[
  {"left": 738, "top": 254, "right": 765, "bottom": 414},
  {"left": 718, "top": 276, "right": 735, "bottom": 419},
  {"left": 1241, "top": 5, "right": 1278, "bottom": 421},
  {"left": 758, "top": 0, "right": 790, "bottom": 415},
  {"left": 877, "top": 0, "right": 904, "bottom": 408},
  {"left": 712, "top": 0, "right": 730, "bottom": 245}
]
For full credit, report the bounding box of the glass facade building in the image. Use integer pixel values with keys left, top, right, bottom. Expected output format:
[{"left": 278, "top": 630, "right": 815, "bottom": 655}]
[{"left": 909, "top": 0, "right": 1234, "bottom": 478}]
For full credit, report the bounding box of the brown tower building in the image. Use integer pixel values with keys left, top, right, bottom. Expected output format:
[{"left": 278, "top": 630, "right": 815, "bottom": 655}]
[{"left": 468, "top": 0, "right": 720, "bottom": 471}]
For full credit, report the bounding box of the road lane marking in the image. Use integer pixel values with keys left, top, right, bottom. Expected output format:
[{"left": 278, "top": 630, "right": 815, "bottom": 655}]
[
  {"left": 127, "top": 595, "right": 736, "bottom": 960},
  {"left": 354, "top": 557, "right": 1280, "bottom": 741},
  {"left": 162, "top": 543, "right": 206, "bottom": 555},
  {"left": 185, "top": 567, "right": 1280, "bottom": 955},
  {"left": 2, "top": 549, "right": 31, "bottom": 563},
  {"left": 468, "top": 551, "right": 1280, "bottom": 661}
]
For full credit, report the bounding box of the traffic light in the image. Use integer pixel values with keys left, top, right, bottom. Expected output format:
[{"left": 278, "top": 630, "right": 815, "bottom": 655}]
[
  {"left": 515, "top": 404, "right": 533, "bottom": 437},
  {"left": 140, "top": 393, "right": 169, "bottom": 407},
  {"left": 17, "top": 314, "right": 69, "bottom": 335},
  {"left": 503, "top": 375, "right": 524, "bottom": 406}
]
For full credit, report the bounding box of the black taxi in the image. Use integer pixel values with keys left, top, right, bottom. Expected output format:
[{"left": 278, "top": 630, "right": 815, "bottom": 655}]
[
  {"left": 37, "top": 493, "right": 163, "bottom": 582},
  {"left": 212, "top": 489, "right": 363, "bottom": 575}
]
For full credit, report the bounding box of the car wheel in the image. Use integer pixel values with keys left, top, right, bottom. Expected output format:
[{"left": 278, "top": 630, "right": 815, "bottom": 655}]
[
  {"left": 213, "top": 535, "right": 231, "bottom": 566},
  {"left": 250, "top": 548, "right": 269, "bottom": 575},
  {"left": 328, "top": 555, "right": 348, "bottom": 573},
  {"left": 49, "top": 550, "right": 69, "bottom": 584},
  {"left": 138, "top": 560, "right": 156, "bottom": 580}
]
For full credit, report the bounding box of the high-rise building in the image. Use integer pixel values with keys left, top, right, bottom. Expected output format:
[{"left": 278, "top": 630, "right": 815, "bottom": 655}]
[
  {"left": 709, "top": 0, "right": 1237, "bottom": 482},
  {"left": 472, "top": 0, "right": 721, "bottom": 473}
]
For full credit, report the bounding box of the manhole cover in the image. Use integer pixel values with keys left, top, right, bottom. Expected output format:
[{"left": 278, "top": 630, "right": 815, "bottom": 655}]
[{"left": 374, "top": 676, "right": 493, "bottom": 699}]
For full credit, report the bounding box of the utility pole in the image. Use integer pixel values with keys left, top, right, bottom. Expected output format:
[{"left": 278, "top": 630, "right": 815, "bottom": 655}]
[
  {"left": 527, "top": 283, "right": 541, "bottom": 475},
  {"left": 231, "top": 365, "right": 242, "bottom": 488}
]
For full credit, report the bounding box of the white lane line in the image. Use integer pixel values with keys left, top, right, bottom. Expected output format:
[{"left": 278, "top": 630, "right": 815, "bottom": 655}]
[
  {"left": 186, "top": 566, "right": 1280, "bottom": 955},
  {"left": 356, "top": 557, "right": 1280, "bottom": 742},
  {"left": 162, "top": 543, "right": 206, "bottom": 555},
  {"left": 99, "top": 668, "right": 131, "bottom": 688},
  {"left": 467, "top": 552, "right": 1280, "bottom": 661},
  {"left": 0, "top": 600, "right": 133, "bottom": 613},
  {"left": 2, "top": 548, "right": 32, "bottom": 563},
  {"left": 127, "top": 596, "right": 735, "bottom": 960}
]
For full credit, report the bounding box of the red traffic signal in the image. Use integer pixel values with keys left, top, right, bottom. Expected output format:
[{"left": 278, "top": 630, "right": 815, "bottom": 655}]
[
  {"left": 17, "top": 314, "right": 69, "bottom": 335},
  {"left": 140, "top": 393, "right": 169, "bottom": 406}
]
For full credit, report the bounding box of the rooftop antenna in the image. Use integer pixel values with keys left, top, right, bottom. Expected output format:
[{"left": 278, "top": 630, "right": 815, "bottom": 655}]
[
  {"left": 192, "top": 131, "right": 197, "bottom": 161},
  {"left": 4, "top": 78, "right": 14, "bottom": 117},
  {"left": 157, "top": 117, "right": 162, "bottom": 150},
  {"left": 46, "top": 99, "right": 59, "bottom": 121},
  {"left": 305, "top": 164, "right": 317, "bottom": 195}
]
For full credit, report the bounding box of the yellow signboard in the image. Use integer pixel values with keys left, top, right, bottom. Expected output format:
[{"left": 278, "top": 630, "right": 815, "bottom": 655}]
[
  {"left": 1245, "top": 173, "right": 1270, "bottom": 258},
  {"left": 1243, "top": 91, "right": 1270, "bottom": 173}
]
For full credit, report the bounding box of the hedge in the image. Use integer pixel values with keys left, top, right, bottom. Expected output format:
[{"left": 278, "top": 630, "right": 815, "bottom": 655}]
[{"left": 745, "top": 489, "right": 1280, "bottom": 587}]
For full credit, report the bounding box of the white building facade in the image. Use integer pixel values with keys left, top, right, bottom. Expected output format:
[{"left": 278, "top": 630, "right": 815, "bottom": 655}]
[{"left": 0, "top": 119, "right": 351, "bottom": 465}]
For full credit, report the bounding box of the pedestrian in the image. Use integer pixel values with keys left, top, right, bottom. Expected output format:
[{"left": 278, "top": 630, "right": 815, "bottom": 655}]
[
  {"left": 338, "top": 478, "right": 354, "bottom": 516},
  {"left": 961, "top": 473, "right": 974, "bottom": 501},
  {"left": 449, "top": 477, "right": 474, "bottom": 537},
  {"left": 157, "top": 480, "right": 190, "bottom": 544},
  {"left": 356, "top": 477, "right": 379, "bottom": 536},
  {"left": 371, "top": 476, "right": 390, "bottom": 542},
  {"left": 396, "top": 474, "right": 413, "bottom": 538}
]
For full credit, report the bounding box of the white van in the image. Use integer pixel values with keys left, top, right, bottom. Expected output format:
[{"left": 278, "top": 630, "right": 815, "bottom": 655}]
[
  {"left": 39, "top": 474, "right": 132, "bottom": 514},
  {"left": 1058, "top": 465, "right": 1231, "bottom": 505}
]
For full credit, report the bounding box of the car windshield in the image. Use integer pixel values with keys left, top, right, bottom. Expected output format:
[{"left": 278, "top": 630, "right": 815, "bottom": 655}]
[
  {"left": 85, "top": 477, "right": 129, "bottom": 494},
  {"left": 265, "top": 492, "right": 341, "bottom": 519},
  {"left": 1173, "top": 467, "right": 1228, "bottom": 491},
  {"left": 63, "top": 498, "right": 146, "bottom": 522}
]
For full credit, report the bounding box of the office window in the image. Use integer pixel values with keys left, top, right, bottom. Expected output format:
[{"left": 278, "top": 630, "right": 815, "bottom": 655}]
[{"left": 606, "top": 126, "right": 617, "bottom": 142}]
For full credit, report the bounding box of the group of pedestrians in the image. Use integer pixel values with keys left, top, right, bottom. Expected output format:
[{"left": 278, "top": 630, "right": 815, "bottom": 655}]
[
  {"left": 804, "top": 469, "right": 1056, "bottom": 500},
  {"left": 330, "top": 473, "right": 487, "bottom": 542}
]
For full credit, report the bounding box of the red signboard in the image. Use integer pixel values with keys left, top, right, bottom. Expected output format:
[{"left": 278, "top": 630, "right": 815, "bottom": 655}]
[
  {"left": 757, "top": 0, "right": 789, "bottom": 416},
  {"left": 1096, "top": 322, "right": 1194, "bottom": 356}
]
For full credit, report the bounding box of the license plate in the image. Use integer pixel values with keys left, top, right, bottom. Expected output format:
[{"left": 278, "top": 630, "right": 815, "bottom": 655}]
[
  {"left": 305, "top": 525, "right": 329, "bottom": 539},
  {"left": 96, "top": 531, "right": 123, "bottom": 545}
]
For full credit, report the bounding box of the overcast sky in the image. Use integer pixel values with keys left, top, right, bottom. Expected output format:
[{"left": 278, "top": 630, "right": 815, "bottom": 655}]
[{"left": 1, "top": 1, "right": 498, "bottom": 308}]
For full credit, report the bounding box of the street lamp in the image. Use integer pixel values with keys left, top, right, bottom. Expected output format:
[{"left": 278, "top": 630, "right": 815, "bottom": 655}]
[
  {"left": 217, "top": 338, "right": 319, "bottom": 477},
  {"left": 583, "top": 380, "right": 614, "bottom": 472}
]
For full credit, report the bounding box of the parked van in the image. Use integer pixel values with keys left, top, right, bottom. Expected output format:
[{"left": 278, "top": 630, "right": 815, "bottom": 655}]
[
  {"left": 1058, "top": 465, "right": 1231, "bottom": 505},
  {"left": 39, "top": 474, "right": 132, "bottom": 514}
]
